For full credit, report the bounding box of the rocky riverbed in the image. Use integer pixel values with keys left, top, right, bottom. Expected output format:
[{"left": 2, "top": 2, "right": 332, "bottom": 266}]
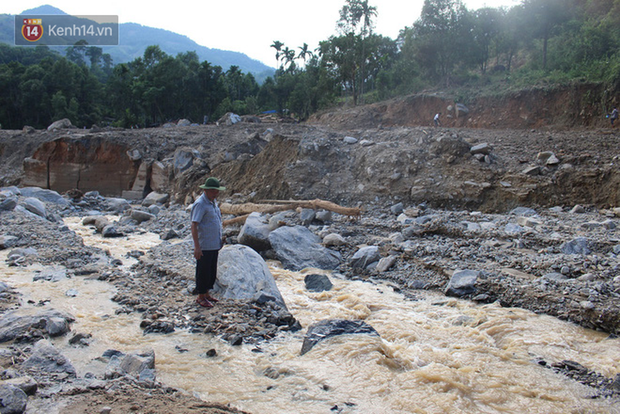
[
  {"left": 1, "top": 104, "right": 620, "bottom": 412},
  {"left": 1, "top": 184, "right": 620, "bottom": 412}
]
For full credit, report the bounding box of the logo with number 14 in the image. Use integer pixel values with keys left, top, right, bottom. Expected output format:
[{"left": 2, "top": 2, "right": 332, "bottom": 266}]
[{"left": 22, "top": 18, "right": 43, "bottom": 42}]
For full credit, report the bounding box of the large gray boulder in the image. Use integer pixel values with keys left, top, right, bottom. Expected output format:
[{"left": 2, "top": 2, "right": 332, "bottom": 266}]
[
  {"left": 19, "top": 187, "right": 68, "bottom": 205},
  {"left": 0, "top": 196, "right": 18, "bottom": 211},
  {"left": 22, "top": 339, "right": 76, "bottom": 377},
  {"left": 21, "top": 197, "right": 46, "bottom": 218},
  {"left": 238, "top": 212, "right": 272, "bottom": 251},
  {"left": 142, "top": 192, "right": 169, "bottom": 207},
  {"left": 300, "top": 319, "right": 379, "bottom": 355},
  {"left": 47, "top": 118, "right": 74, "bottom": 131},
  {"left": 0, "top": 310, "right": 74, "bottom": 343},
  {"left": 214, "top": 244, "right": 288, "bottom": 310},
  {"left": 268, "top": 225, "right": 342, "bottom": 271}
]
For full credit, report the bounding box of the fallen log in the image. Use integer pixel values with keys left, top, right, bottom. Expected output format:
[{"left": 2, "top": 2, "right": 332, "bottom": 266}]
[{"left": 220, "top": 198, "right": 360, "bottom": 227}]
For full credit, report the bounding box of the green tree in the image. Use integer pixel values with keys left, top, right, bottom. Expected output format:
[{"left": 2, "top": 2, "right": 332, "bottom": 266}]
[
  {"left": 412, "top": 0, "right": 472, "bottom": 86},
  {"left": 521, "top": 0, "right": 575, "bottom": 70}
]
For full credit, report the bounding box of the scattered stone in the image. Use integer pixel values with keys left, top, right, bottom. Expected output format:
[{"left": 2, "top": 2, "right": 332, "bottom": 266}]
[
  {"left": 561, "top": 237, "right": 590, "bottom": 255},
  {"left": 304, "top": 274, "right": 333, "bottom": 292},
  {"left": 445, "top": 269, "right": 479, "bottom": 297},
  {"left": 350, "top": 246, "right": 381, "bottom": 270},
  {"left": 0, "top": 384, "right": 28, "bottom": 414},
  {"left": 323, "top": 233, "right": 346, "bottom": 247},
  {"left": 301, "top": 319, "right": 379, "bottom": 355}
]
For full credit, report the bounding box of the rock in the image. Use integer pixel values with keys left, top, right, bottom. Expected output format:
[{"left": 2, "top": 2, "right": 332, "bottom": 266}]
[
  {"left": 343, "top": 136, "right": 358, "bottom": 144},
  {"left": 570, "top": 205, "right": 586, "bottom": 214},
  {"left": 504, "top": 223, "right": 524, "bottom": 235},
  {"left": 323, "top": 233, "right": 346, "bottom": 247},
  {"left": 390, "top": 202, "right": 404, "bottom": 215},
  {"left": 542, "top": 272, "right": 568, "bottom": 282},
  {"left": 217, "top": 112, "right": 241, "bottom": 126},
  {"left": 148, "top": 205, "right": 161, "bottom": 216},
  {"left": 0, "top": 235, "right": 18, "bottom": 250},
  {"left": 522, "top": 165, "right": 540, "bottom": 176},
  {"left": 21, "top": 197, "right": 46, "bottom": 218},
  {"left": 0, "top": 196, "right": 18, "bottom": 211},
  {"left": 177, "top": 119, "right": 192, "bottom": 126},
  {"left": 102, "top": 225, "right": 123, "bottom": 238},
  {"left": 0, "top": 310, "right": 74, "bottom": 343},
  {"left": 238, "top": 212, "right": 272, "bottom": 251},
  {"left": 300, "top": 209, "right": 316, "bottom": 226},
  {"left": 173, "top": 148, "right": 198, "bottom": 173},
  {"left": 2, "top": 376, "right": 37, "bottom": 395},
  {"left": 0, "top": 384, "right": 28, "bottom": 414},
  {"left": 106, "top": 197, "right": 131, "bottom": 213},
  {"left": 142, "top": 192, "right": 169, "bottom": 207},
  {"left": 470, "top": 143, "right": 491, "bottom": 155},
  {"left": 131, "top": 209, "right": 156, "bottom": 223},
  {"left": 47, "top": 118, "right": 74, "bottom": 130},
  {"left": 516, "top": 216, "right": 542, "bottom": 228},
  {"left": 269, "top": 226, "right": 342, "bottom": 271},
  {"left": 561, "top": 237, "right": 590, "bottom": 255},
  {"left": 510, "top": 207, "right": 538, "bottom": 217},
  {"left": 304, "top": 274, "right": 333, "bottom": 292},
  {"left": 455, "top": 103, "right": 469, "bottom": 116},
  {"left": 350, "top": 246, "right": 381, "bottom": 270},
  {"left": 445, "top": 269, "right": 479, "bottom": 297},
  {"left": 159, "top": 229, "right": 179, "bottom": 241},
  {"left": 22, "top": 339, "right": 76, "bottom": 376},
  {"left": 126, "top": 149, "right": 142, "bottom": 161},
  {"left": 119, "top": 349, "right": 156, "bottom": 379},
  {"left": 300, "top": 319, "right": 379, "bottom": 355},
  {"left": 214, "top": 244, "right": 288, "bottom": 310},
  {"left": 33, "top": 266, "right": 67, "bottom": 282},
  {"left": 315, "top": 210, "right": 332, "bottom": 222},
  {"left": 376, "top": 255, "right": 397, "bottom": 272}
]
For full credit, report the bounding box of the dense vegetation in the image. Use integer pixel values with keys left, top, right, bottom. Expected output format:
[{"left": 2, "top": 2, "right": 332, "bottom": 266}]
[{"left": 1, "top": 0, "right": 620, "bottom": 129}]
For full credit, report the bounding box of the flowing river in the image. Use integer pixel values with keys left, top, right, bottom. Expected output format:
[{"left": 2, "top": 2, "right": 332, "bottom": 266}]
[{"left": 1, "top": 217, "right": 619, "bottom": 413}]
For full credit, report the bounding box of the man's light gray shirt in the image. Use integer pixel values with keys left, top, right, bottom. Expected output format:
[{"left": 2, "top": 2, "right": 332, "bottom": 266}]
[{"left": 191, "top": 193, "right": 223, "bottom": 251}]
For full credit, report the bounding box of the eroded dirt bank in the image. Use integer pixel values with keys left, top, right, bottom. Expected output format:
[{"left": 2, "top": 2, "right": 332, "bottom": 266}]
[{"left": 1, "top": 122, "right": 620, "bottom": 214}]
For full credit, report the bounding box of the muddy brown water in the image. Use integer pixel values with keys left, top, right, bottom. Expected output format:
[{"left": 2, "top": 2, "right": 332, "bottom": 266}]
[{"left": 0, "top": 217, "right": 618, "bottom": 413}]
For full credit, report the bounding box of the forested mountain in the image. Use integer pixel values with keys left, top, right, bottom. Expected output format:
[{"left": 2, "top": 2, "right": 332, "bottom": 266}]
[
  {"left": 0, "top": 5, "right": 274, "bottom": 79},
  {"left": 1, "top": 0, "right": 620, "bottom": 131}
]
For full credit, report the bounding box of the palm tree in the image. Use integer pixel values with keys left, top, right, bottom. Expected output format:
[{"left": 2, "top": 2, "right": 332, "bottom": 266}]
[
  {"left": 282, "top": 46, "right": 296, "bottom": 71},
  {"left": 297, "top": 43, "right": 313, "bottom": 62},
  {"left": 270, "top": 40, "right": 284, "bottom": 64}
]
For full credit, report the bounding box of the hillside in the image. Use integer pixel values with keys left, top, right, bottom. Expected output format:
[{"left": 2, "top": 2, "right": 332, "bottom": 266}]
[{"left": 0, "top": 5, "right": 274, "bottom": 79}]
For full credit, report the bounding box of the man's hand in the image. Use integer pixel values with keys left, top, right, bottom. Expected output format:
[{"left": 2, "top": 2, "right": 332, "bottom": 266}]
[{"left": 194, "top": 246, "right": 203, "bottom": 261}]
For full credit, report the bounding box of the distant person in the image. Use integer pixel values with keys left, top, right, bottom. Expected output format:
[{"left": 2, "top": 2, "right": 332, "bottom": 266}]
[
  {"left": 191, "top": 177, "right": 226, "bottom": 308},
  {"left": 434, "top": 112, "right": 441, "bottom": 127},
  {"left": 610, "top": 107, "right": 618, "bottom": 126}
]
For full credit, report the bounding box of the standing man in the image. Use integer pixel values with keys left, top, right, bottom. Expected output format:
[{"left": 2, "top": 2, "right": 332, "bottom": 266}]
[
  {"left": 610, "top": 107, "right": 618, "bottom": 127},
  {"left": 191, "top": 177, "right": 226, "bottom": 308},
  {"left": 434, "top": 112, "right": 441, "bottom": 127}
]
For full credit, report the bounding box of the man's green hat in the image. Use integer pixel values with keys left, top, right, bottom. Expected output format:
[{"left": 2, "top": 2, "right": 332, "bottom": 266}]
[{"left": 199, "top": 177, "right": 226, "bottom": 191}]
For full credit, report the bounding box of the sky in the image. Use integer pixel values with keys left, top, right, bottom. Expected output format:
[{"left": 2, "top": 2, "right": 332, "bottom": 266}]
[{"left": 6, "top": 0, "right": 521, "bottom": 68}]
